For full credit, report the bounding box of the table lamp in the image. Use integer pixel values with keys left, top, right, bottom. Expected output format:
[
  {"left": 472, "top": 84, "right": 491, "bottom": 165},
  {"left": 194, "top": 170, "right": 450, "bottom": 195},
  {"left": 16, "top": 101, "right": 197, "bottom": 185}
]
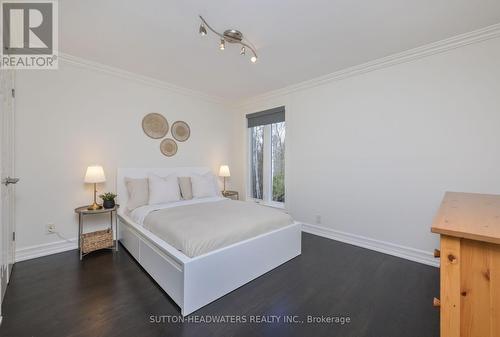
[
  {"left": 84, "top": 165, "right": 106, "bottom": 210},
  {"left": 218, "top": 165, "right": 230, "bottom": 192}
]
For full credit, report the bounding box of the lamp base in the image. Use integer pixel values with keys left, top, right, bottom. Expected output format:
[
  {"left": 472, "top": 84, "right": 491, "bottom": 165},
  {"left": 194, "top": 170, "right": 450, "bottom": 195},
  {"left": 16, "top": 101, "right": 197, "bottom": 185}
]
[{"left": 87, "top": 202, "right": 103, "bottom": 211}]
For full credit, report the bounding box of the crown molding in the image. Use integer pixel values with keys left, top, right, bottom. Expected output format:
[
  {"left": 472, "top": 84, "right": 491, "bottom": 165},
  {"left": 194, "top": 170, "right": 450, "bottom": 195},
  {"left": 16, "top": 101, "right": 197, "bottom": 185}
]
[
  {"left": 235, "top": 23, "right": 500, "bottom": 108},
  {"left": 58, "top": 53, "right": 226, "bottom": 104},
  {"left": 58, "top": 23, "right": 500, "bottom": 107}
]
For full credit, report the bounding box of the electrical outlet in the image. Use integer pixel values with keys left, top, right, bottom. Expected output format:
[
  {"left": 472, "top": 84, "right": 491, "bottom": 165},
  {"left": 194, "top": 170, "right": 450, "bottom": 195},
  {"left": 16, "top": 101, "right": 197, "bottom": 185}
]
[
  {"left": 47, "top": 223, "right": 56, "bottom": 234},
  {"left": 315, "top": 215, "right": 322, "bottom": 225}
]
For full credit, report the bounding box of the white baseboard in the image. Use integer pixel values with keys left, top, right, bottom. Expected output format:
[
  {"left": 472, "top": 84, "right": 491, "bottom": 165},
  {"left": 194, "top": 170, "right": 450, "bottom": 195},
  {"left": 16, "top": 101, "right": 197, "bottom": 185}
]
[
  {"left": 15, "top": 238, "right": 78, "bottom": 262},
  {"left": 301, "top": 223, "right": 439, "bottom": 267},
  {"left": 14, "top": 226, "right": 438, "bottom": 267}
]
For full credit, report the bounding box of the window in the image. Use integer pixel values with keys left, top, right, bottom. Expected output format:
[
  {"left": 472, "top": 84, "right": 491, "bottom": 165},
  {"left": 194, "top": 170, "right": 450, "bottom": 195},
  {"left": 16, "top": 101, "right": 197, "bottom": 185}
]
[
  {"left": 271, "top": 121, "right": 285, "bottom": 202},
  {"left": 249, "top": 125, "right": 264, "bottom": 200},
  {"left": 247, "top": 106, "right": 285, "bottom": 206}
]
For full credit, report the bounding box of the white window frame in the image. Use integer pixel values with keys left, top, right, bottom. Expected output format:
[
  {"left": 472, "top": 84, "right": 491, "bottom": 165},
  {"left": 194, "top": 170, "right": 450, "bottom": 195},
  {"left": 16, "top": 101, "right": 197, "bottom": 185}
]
[{"left": 247, "top": 123, "right": 285, "bottom": 209}]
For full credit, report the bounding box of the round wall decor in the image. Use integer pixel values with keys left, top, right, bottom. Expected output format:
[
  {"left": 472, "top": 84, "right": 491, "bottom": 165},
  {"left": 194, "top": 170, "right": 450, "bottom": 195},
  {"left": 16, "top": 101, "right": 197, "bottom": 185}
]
[
  {"left": 160, "top": 138, "right": 178, "bottom": 157},
  {"left": 171, "top": 121, "right": 191, "bottom": 142},
  {"left": 142, "top": 113, "right": 169, "bottom": 139}
]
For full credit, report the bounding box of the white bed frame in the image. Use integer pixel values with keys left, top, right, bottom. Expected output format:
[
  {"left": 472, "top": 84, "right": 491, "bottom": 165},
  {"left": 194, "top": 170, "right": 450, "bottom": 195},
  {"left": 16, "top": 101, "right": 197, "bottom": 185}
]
[{"left": 116, "top": 167, "right": 302, "bottom": 316}]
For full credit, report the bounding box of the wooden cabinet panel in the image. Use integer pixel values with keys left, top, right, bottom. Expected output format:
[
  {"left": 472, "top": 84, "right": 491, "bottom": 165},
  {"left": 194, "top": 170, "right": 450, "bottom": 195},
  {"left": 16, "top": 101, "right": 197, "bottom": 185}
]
[
  {"left": 440, "top": 236, "right": 461, "bottom": 337},
  {"left": 460, "top": 240, "right": 492, "bottom": 337},
  {"left": 439, "top": 237, "right": 500, "bottom": 337},
  {"left": 491, "top": 246, "right": 500, "bottom": 337}
]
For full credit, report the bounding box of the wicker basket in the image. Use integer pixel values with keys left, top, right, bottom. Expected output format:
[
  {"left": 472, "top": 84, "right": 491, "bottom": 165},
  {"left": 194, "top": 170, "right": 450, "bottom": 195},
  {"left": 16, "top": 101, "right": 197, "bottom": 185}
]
[{"left": 81, "top": 229, "right": 113, "bottom": 254}]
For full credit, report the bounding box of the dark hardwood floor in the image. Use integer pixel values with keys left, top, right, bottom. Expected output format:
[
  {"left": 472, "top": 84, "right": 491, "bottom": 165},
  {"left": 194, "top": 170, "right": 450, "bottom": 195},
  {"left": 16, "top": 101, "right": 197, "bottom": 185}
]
[{"left": 0, "top": 233, "right": 439, "bottom": 337}]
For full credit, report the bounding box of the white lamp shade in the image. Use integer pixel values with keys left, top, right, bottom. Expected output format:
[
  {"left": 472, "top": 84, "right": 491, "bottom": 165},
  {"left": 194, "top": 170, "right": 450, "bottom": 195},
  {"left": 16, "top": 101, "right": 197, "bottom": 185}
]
[
  {"left": 84, "top": 165, "right": 106, "bottom": 183},
  {"left": 218, "top": 165, "right": 230, "bottom": 177}
]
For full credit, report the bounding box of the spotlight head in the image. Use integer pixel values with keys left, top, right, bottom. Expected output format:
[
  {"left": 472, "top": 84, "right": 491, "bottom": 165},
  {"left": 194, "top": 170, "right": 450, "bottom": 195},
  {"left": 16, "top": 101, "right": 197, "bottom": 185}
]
[
  {"left": 250, "top": 56, "right": 257, "bottom": 63},
  {"left": 199, "top": 23, "right": 207, "bottom": 36},
  {"left": 240, "top": 46, "right": 246, "bottom": 55},
  {"left": 219, "top": 39, "right": 225, "bottom": 50}
]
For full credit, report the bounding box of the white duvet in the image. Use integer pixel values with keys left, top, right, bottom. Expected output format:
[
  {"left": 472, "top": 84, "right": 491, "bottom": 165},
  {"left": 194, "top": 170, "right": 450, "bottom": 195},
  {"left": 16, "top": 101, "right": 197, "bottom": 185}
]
[{"left": 130, "top": 198, "right": 293, "bottom": 258}]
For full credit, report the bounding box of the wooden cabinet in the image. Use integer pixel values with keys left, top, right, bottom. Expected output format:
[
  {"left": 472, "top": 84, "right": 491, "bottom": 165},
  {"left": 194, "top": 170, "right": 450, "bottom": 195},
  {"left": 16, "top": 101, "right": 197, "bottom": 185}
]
[{"left": 431, "top": 192, "right": 500, "bottom": 337}]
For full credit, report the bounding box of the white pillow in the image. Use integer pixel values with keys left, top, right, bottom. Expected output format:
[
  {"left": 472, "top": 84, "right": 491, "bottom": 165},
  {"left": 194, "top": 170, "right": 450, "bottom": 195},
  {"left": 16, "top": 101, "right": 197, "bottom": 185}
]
[
  {"left": 147, "top": 174, "right": 181, "bottom": 205},
  {"left": 191, "top": 172, "right": 221, "bottom": 198},
  {"left": 125, "top": 177, "right": 149, "bottom": 211}
]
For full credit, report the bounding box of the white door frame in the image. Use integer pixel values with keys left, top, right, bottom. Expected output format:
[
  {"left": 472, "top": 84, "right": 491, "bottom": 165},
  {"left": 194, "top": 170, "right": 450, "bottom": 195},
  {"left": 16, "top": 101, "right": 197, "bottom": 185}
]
[
  {"left": 0, "top": 69, "right": 16, "bottom": 323},
  {"left": 8, "top": 71, "right": 15, "bottom": 273}
]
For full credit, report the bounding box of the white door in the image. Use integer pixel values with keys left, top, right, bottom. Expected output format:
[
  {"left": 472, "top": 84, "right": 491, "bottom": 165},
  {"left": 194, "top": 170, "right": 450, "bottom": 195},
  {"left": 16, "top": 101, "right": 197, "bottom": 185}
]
[{"left": 0, "top": 69, "right": 16, "bottom": 306}]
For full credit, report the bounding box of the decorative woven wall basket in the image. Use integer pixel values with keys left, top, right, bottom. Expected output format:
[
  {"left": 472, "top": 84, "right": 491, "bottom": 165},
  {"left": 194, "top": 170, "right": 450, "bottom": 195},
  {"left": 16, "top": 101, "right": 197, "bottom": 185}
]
[
  {"left": 160, "top": 138, "right": 178, "bottom": 157},
  {"left": 142, "top": 113, "right": 169, "bottom": 139},
  {"left": 171, "top": 121, "right": 191, "bottom": 142}
]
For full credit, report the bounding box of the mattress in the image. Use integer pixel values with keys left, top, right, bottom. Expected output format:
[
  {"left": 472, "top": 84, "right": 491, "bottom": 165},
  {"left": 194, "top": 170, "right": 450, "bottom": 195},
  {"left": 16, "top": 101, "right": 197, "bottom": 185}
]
[{"left": 133, "top": 199, "right": 293, "bottom": 258}]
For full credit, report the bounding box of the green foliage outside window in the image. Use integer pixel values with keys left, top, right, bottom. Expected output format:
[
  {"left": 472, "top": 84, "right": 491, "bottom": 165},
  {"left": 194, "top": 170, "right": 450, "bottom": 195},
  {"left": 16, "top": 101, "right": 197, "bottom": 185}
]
[{"left": 273, "top": 173, "right": 285, "bottom": 202}]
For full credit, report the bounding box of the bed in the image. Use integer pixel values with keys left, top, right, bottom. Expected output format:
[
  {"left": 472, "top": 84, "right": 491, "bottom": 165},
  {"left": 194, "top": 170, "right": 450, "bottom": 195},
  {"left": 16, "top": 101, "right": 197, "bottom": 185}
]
[{"left": 116, "top": 167, "right": 302, "bottom": 316}]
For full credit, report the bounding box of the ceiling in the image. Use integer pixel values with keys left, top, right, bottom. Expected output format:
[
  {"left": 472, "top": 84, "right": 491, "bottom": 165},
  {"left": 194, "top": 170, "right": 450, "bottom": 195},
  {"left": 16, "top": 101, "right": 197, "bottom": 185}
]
[{"left": 60, "top": 0, "right": 500, "bottom": 101}]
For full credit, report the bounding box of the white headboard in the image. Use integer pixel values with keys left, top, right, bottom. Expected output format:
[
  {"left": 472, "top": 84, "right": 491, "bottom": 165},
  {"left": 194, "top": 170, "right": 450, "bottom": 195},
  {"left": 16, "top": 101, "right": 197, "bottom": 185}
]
[{"left": 116, "top": 167, "right": 213, "bottom": 212}]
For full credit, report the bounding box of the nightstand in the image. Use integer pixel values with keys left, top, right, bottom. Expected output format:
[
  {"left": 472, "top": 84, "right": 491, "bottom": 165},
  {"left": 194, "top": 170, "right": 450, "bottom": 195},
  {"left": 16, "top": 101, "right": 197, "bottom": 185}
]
[
  {"left": 74, "top": 205, "right": 119, "bottom": 260},
  {"left": 222, "top": 190, "right": 239, "bottom": 200}
]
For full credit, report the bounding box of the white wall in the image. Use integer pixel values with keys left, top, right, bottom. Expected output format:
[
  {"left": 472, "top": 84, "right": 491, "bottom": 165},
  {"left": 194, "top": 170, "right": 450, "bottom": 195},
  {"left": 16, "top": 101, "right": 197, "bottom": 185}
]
[
  {"left": 233, "top": 37, "right": 500, "bottom": 255},
  {"left": 15, "top": 60, "right": 234, "bottom": 253},
  {"left": 14, "top": 34, "right": 500, "bottom": 263}
]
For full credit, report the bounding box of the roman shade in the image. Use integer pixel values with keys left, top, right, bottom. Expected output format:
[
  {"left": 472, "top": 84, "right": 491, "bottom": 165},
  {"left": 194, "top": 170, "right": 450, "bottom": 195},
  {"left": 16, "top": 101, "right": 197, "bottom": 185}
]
[{"left": 246, "top": 106, "right": 285, "bottom": 128}]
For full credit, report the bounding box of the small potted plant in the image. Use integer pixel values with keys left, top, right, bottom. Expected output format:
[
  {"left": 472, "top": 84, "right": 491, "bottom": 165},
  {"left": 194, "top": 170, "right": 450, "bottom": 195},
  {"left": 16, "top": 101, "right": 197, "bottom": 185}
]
[{"left": 99, "top": 192, "right": 117, "bottom": 209}]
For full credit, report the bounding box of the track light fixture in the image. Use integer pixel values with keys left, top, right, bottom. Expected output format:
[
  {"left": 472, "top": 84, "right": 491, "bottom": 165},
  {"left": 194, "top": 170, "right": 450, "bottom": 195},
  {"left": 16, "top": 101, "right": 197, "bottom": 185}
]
[
  {"left": 198, "top": 15, "right": 258, "bottom": 63},
  {"left": 199, "top": 23, "right": 207, "bottom": 36}
]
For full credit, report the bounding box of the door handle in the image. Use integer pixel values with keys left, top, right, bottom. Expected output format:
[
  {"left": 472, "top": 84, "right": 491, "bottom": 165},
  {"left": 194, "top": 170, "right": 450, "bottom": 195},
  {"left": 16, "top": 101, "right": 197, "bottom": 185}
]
[{"left": 2, "top": 177, "right": 19, "bottom": 186}]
